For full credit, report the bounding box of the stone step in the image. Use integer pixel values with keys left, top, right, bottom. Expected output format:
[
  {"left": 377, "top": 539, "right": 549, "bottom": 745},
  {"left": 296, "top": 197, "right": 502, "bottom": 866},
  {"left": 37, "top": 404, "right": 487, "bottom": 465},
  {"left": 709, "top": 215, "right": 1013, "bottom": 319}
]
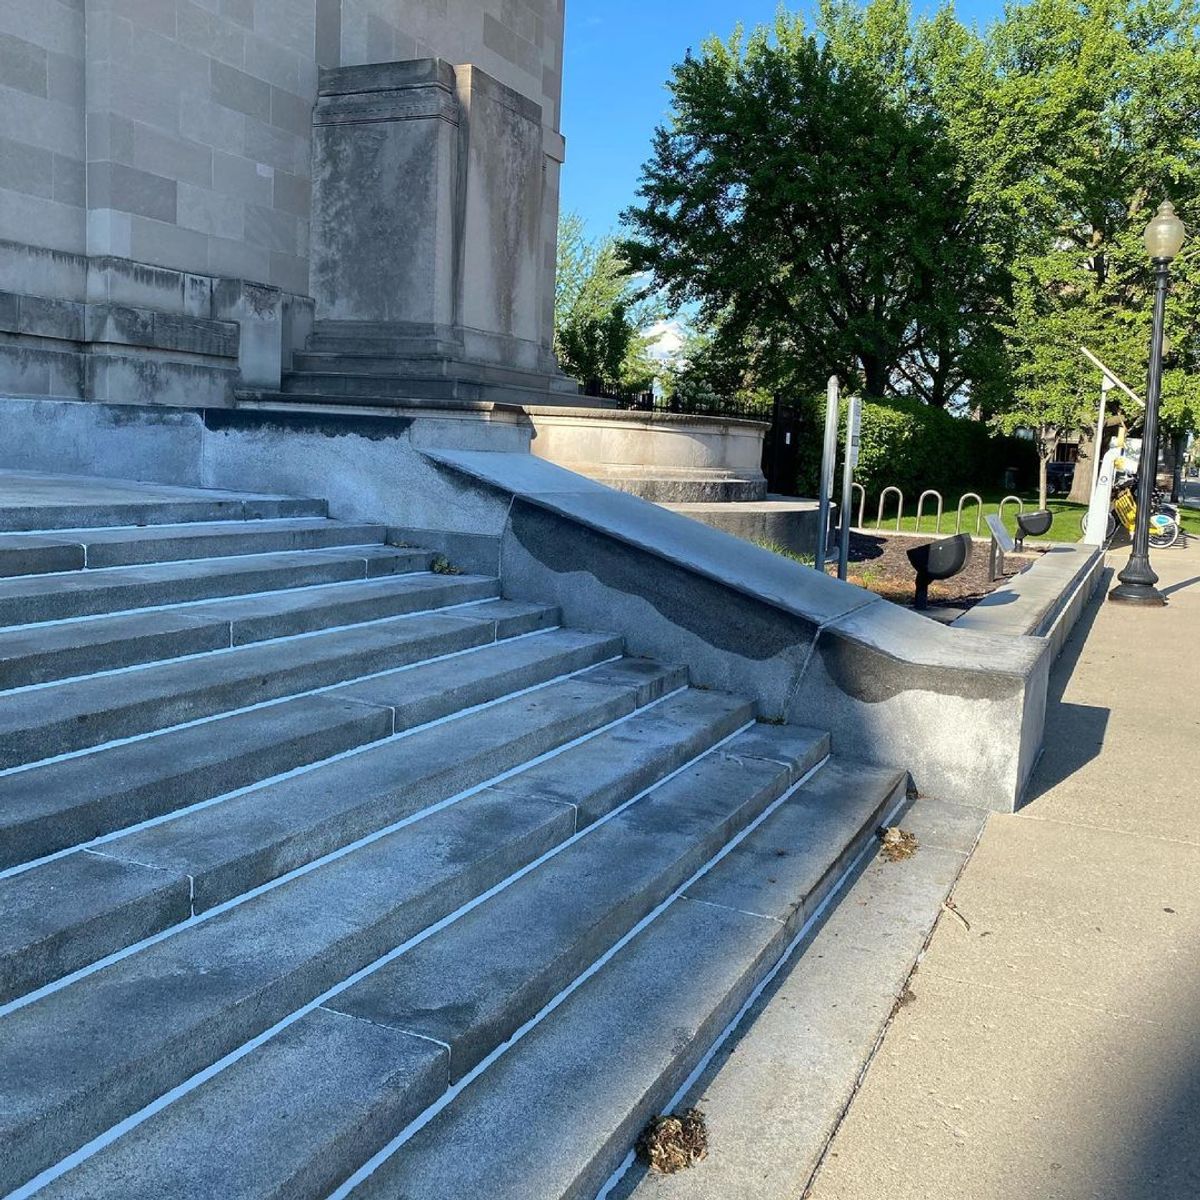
[
  {"left": 0, "top": 664, "right": 683, "bottom": 1194},
  {"left": 0, "top": 545, "right": 429, "bottom": 628},
  {"left": 20, "top": 719, "right": 818, "bottom": 1200},
  {"left": 0, "top": 632, "right": 627, "bottom": 994},
  {"left": 339, "top": 758, "right": 906, "bottom": 1200},
  {"left": 0, "top": 598, "right": 555, "bottom": 768},
  {"left": 0, "top": 573, "right": 502, "bottom": 688},
  {"left": 95, "top": 658, "right": 678, "bottom": 915},
  {"left": 0, "top": 517, "right": 390, "bottom": 577},
  {"left": 0, "top": 485, "right": 327, "bottom": 534}
]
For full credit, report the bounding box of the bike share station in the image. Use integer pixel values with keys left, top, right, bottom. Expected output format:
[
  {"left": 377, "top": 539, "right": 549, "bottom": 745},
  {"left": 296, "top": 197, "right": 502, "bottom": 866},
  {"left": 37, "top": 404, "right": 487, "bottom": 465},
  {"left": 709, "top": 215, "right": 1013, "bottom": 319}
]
[{"left": 811, "top": 376, "right": 1112, "bottom": 658}]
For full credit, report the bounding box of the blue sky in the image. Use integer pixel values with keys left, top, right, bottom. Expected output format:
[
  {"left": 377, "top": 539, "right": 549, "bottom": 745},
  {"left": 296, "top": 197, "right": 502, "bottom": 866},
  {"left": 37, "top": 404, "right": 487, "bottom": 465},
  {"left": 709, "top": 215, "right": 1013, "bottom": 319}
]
[{"left": 560, "top": 0, "right": 1005, "bottom": 239}]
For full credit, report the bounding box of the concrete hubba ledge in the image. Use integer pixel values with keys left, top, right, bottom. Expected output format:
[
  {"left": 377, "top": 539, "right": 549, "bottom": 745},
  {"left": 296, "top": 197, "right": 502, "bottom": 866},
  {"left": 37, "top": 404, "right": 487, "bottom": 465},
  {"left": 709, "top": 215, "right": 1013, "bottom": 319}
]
[
  {"left": 953, "top": 543, "right": 1107, "bottom": 662},
  {"left": 421, "top": 450, "right": 1051, "bottom": 813}
]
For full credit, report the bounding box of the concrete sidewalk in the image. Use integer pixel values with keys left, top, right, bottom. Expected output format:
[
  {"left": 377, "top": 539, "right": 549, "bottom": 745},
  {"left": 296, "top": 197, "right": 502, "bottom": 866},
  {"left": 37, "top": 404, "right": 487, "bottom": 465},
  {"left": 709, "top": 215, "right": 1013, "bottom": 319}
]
[{"left": 809, "top": 537, "right": 1200, "bottom": 1200}]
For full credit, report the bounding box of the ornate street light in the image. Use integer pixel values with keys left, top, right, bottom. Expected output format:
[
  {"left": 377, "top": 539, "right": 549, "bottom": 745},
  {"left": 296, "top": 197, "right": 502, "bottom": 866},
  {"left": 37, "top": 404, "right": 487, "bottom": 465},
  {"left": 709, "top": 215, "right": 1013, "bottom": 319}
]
[{"left": 1110, "top": 200, "right": 1186, "bottom": 606}]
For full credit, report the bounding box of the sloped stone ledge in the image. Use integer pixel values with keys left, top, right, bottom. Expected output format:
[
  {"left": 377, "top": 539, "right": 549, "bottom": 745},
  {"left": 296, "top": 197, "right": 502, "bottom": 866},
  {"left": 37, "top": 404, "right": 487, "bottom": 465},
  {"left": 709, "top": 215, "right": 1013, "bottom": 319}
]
[{"left": 423, "top": 450, "right": 1051, "bottom": 812}]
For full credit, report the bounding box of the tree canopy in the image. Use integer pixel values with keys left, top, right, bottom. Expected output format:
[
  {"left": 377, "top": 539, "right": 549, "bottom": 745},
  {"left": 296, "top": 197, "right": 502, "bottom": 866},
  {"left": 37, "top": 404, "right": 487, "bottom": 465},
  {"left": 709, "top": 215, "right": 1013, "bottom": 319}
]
[
  {"left": 554, "top": 213, "right": 661, "bottom": 395},
  {"left": 620, "top": 0, "right": 1200, "bottom": 473}
]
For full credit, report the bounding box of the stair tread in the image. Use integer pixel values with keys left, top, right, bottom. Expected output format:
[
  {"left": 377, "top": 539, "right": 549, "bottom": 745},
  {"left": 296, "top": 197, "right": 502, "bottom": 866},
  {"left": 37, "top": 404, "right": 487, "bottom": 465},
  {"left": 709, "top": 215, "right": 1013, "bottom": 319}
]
[
  {"left": 0, "top": 573, "right": 501, "bottom": 688},
  {"left": 341, "top": 753, "right": 903, "bottom": 1200},
  {"left": 0, "top": 600, "right": 548, "bottom": 767},
  {"left": 327, "top": 722, "right": 825, "bottom": 1079},
  {"left": 9, "top": 701, "right": 789, "bottom": 1200},
  {"left": 100, "top": 659, "right": 663, "bottom": 912}
]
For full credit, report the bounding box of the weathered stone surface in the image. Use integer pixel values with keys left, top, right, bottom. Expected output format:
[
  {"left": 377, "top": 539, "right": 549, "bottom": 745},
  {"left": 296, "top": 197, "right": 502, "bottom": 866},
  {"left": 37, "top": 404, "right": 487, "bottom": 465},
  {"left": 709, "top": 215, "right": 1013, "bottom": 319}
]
[
  {"left": 0, "top": 607, "right": 503, "bottom": 767},
  {"left": 0, "top": 693, "right": 394, "bottom": 868},
  {"left": 106, "top": 669, "right": 654, "bottom": 910},
  {"left": 0, "top": 851, "right": 190, "bottom": 1004},
  {"left": 330, "top": 725, "right": 819, "bottom": 1078},
  {"left": 0, "top": 790, "right": 574, "bottom": 1196},
  {"left": 34, "top": 1008, "right": 448, "bottom": 1200},
  {"left": 349, "top": 898, "right": 783, "bottom": 1200}
]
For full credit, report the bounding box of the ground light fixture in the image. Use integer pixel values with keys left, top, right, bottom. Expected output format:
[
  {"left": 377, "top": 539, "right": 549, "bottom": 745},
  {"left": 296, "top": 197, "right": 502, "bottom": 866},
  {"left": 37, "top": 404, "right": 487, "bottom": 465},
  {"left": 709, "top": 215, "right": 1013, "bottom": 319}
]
[{"left": 1110, "top": 200, "right": 1186, "bottom": 607}]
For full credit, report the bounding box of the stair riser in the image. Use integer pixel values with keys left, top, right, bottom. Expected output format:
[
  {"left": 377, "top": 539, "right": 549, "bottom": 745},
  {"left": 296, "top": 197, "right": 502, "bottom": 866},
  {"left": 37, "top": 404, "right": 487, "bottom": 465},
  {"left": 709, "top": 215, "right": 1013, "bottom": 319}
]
[
  {"left": 0, "top": 551, "right": 428, "bottom": 627},
  {"left": 0, "top": 699, "right": 396, "bottom": 870},
  {"left": 1, "top": 618, "right": 232, "bottom": 689},
  {"left": 281, "top": 375, "right": 480, "bottom": 401},
  {"left": 0, "top": 497, "right": 327, "bottom": 533},
  {"left": 0, "top": 620, "right": 494, "bottom": 769},
  {"left": 0, "top": 541, "right": 86, "bottom": 579},
  {"left": 81, "top": 526, "right": 388, "bottom": 569}
]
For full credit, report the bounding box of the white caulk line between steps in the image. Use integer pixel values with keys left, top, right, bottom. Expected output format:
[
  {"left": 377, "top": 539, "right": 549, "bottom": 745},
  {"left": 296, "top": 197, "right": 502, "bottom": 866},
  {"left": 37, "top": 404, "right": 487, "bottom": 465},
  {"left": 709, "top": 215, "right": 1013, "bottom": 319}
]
[
  {"left": 323, "top": 749, "right": 833, "bottom": 1200},
  {"left": 0, "top": 674, "right": 672, "bottom": 1015},
  {"left": 593, "top": 785, "right": 909, "bottom": 1200},
  {"left": 0, "top": 594, "right": 500, "bottom": 696},
  {"left": 0, "top": 637, "right": 615, "bottom": 881},
  {"left": 3, "top": 696, "right": 743, "bottom": 1200},
  {"left": 0, "top": 621, "right": 564, "bottom": 779},
  {"left": 0, "top": 559, "right": 444, "bottom": 634},
  {"left": 0, "top": 542, "right": 406, "bottom": 587}
]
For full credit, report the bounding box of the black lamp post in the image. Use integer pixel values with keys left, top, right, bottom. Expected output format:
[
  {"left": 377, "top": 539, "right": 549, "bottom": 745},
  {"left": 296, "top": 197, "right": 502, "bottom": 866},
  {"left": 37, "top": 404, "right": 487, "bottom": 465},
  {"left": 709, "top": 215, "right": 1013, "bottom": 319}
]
[{"left": 1110, "top": 200, "right": 1187, "bottom": 607}]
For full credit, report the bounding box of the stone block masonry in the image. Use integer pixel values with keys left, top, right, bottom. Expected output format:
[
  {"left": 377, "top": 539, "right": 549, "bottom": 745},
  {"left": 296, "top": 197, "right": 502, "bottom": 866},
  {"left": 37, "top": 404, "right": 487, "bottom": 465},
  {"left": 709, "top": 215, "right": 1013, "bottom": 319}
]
[{"left": 0, "top": 0, "right": 566, "bottom": 405}]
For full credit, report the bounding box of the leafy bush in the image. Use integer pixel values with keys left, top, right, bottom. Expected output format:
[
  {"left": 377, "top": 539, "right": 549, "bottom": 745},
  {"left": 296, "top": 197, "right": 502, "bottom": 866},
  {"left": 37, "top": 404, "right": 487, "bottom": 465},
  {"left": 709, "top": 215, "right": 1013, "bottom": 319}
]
[{"left": 790, "top": 393, "right": 1037, "bottom": 502}]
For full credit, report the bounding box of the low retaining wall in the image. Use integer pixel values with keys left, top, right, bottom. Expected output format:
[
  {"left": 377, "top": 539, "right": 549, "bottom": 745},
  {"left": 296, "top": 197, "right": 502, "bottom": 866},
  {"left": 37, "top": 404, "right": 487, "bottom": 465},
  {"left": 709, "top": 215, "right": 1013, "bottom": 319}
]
[
  {"left": 418, "top": 451, "right": 1051, "bottom": 813},
  {"left": 953, "top": 544, "right": 1107, "bottom": 660}
]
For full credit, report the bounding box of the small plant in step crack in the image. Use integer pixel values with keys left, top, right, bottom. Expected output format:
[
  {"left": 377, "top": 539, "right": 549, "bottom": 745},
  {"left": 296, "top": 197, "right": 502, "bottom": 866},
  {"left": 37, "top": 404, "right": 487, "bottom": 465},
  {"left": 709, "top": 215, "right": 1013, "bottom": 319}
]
[{"left": 430, "top": 555, "right": 462, "bottom": 576}]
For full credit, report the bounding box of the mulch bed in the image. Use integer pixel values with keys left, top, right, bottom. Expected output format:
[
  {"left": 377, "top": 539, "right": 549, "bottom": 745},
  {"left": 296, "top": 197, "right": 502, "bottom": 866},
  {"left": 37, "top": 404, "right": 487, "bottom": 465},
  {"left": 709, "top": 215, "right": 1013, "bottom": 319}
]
[{"left": 824, "top": 531, "right": 1042, "bottom": 613}]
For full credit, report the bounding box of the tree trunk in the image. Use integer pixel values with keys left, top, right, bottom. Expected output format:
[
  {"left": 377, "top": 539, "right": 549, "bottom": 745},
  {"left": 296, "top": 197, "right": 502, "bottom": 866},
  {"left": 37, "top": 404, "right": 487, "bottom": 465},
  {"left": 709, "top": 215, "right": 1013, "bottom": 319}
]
[
  {"left": 1068, "top": 426, "right": 1096, "bottom": 505},
  {"left": 1038, "top": 452, "right": 1049, "bottom": 511},
  {"left": 860, "top": 355, "right": 888, "bottom": 398},
  {"left": 1170, "top": 432, "right": 1186, "bottom": 503},
  {"left": 1037, "top": 425, "right": 1056, "bottom": 510}
]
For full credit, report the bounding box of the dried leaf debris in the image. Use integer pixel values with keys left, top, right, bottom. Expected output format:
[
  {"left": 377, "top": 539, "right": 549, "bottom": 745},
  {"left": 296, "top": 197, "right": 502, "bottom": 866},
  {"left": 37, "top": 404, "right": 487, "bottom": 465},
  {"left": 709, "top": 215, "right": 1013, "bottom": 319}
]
[{"left": 636, "top": 1108, "right": 709, "bottom": 1174}]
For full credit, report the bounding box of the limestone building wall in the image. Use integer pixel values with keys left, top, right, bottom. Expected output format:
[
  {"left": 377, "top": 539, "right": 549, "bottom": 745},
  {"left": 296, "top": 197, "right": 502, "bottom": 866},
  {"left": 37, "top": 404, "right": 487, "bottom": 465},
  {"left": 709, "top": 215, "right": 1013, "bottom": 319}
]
[{"left": 0, "top": 0, "right": 566, "bottom": 404}]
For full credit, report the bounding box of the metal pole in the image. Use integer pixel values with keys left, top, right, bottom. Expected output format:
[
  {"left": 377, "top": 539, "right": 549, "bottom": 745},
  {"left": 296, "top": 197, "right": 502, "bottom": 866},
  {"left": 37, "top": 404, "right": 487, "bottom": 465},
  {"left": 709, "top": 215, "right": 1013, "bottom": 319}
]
[
  {"left": 815, "top": 376, "right": 839, "bottom": 570},
  {"left": 837, "top": 394, "right": 862, "bottom": 581},
  {"left": 1090, "top": 375, "right": 1112, "bottom": 503},
  {"left": 1110, "top": 259, "right": 1170, "bottom": 606}
]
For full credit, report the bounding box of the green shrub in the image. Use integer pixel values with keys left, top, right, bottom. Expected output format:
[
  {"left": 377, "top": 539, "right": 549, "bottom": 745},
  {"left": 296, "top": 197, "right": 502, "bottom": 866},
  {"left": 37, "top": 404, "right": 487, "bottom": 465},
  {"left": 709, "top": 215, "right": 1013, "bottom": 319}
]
[{"left": 790, "top": 394, "right": 1036, "bottom": 502}]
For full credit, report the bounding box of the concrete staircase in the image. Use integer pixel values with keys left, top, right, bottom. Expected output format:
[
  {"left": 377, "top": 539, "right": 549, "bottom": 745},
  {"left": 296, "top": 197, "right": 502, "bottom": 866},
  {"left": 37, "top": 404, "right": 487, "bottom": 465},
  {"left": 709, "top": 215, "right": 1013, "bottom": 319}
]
[{"left": 0, "top": 475, "right": 907, "bottom": 1200}]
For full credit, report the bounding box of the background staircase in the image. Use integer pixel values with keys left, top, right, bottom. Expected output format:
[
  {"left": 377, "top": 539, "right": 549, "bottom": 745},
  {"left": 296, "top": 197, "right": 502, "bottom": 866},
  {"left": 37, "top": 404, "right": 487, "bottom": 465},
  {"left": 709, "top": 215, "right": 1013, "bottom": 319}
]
[{"left": 0, "top": 473, "right": 907, "bottom": 1200}]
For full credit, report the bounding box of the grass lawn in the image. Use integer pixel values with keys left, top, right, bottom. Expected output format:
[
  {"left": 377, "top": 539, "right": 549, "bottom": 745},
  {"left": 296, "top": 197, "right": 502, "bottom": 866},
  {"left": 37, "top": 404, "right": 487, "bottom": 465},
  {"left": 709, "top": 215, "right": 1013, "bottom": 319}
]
[{"left": 858, "top": 488, "right": 1200, "bottom": 544}]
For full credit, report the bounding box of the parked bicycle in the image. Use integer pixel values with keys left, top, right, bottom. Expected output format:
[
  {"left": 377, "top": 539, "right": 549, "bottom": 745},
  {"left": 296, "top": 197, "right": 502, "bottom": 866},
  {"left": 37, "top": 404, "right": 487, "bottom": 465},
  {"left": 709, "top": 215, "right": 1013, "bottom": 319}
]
[{"left": 1079, "top": 477, "right": 1181, "bottom": 548}]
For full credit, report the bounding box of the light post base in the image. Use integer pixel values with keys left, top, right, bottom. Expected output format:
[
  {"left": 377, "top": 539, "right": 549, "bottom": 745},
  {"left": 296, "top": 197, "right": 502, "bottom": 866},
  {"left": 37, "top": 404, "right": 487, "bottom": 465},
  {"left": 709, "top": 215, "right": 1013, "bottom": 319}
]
[
  {"left": 1109, "top": 554, "right": 1166, "bottom": 605},
  {"left": 1108, "top": 581, "right": 1167, "bottom": 606}
]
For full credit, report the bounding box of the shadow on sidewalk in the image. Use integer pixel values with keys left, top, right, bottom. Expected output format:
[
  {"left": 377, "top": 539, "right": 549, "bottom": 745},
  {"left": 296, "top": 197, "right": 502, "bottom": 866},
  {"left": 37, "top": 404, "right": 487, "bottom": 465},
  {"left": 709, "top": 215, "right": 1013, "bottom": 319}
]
[{"left": 1022, "top": 570, "right": 1112, "bottom": 804}]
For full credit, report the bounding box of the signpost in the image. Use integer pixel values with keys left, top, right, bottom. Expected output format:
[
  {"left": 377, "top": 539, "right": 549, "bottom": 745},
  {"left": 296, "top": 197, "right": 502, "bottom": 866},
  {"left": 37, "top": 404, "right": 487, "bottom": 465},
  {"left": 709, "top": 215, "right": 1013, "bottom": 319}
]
[
  {"left": 837, "top": 394, "right": 862, "bottom": 581},
  {"left": 814, "top": 376, "right": 840, "bottom": 571}
]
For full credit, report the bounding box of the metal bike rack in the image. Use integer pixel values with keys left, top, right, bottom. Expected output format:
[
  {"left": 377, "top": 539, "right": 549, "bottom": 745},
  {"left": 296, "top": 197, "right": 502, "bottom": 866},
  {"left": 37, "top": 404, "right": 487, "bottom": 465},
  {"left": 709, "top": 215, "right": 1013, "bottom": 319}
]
[
  {"left": 915, "top": 489, "right": 944, "bottom": 534},
  {"left": 876, "top": 486, "right": 904, "bottom": 532},
  {"left": 852, "top": 482, "right": 866, "bottom": 529},
  {"left": 998, "top": 494, "right": 1025, "bottom": 528},
  {"left": 955, "top": 492, "right": 983, "bottom": 535}
]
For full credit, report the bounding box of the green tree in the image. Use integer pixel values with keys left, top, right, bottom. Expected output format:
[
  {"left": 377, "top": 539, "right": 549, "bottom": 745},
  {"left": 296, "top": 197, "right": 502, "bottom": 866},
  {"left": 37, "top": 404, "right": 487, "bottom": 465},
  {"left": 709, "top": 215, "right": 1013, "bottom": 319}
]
[
  {"left": 554, "top": 213, "right": 661, "bottom": 394},
  {"left": 620, "top": 13, "right": 1000, "bottom": 404}
]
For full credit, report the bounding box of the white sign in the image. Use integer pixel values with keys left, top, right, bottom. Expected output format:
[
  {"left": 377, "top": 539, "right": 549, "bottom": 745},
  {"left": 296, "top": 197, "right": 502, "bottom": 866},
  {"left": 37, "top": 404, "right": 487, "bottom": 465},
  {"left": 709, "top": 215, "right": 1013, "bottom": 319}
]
[{"left": 1083, "top": 446, "right": 1123, "bottom": 545}]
